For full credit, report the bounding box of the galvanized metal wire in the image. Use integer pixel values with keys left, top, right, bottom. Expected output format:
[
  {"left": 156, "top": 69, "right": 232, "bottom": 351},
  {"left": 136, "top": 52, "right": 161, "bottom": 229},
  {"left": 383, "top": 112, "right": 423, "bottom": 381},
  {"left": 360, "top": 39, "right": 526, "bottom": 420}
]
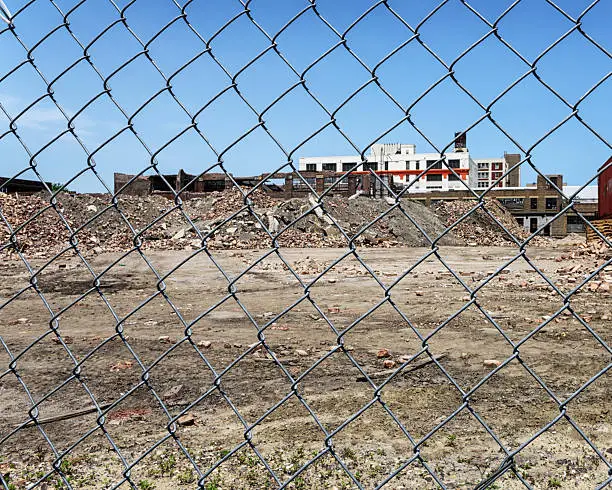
[{"left": 0, "top": 1, "right": 611, "bottom": 489}]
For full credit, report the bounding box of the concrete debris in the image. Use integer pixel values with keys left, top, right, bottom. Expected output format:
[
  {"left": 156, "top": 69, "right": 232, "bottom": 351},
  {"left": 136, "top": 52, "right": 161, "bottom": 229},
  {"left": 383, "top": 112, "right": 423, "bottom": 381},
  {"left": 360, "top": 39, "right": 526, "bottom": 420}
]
[{"left": 0, "top": 190, "right": 560, "bottom": 259}]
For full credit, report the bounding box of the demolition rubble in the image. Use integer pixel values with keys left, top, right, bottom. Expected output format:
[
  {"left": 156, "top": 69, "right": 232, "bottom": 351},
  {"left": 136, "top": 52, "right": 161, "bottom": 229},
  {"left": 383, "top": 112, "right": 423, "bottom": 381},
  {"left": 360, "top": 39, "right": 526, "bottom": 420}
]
[{"left": 0, "top": 189, "right": 594, "bottom": 259}]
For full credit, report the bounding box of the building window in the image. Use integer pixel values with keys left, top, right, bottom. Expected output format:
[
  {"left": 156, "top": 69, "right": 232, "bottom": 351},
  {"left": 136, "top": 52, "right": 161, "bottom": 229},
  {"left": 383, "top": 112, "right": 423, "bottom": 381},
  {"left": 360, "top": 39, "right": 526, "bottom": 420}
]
[
  {"left": 322, "top": 163, "right": 336, "bottom": 171},
  {"left": 478, "top": 172, "right": 489, "bottom": 180},
  {"left": 492, "top": 162, "right": 503, "bottom": 170},
  {"left": 363, "top": 162, "right": 378, "bottom": 171},
  {"left": 305, "top": 164, "right": 316, "bottom": 171},
  {"left": 342, "top": 162, "right": 355, "bottom": 172},
  {"left": 426, "top": 174, "right": 442, "bottom": 182},
  {"left": 492, "top": 172, "right": 503, "bottom": 180},
  {"left": 415, "top": 161, "right": 420, "bottom": 170},
  {"left": 427, "top": 185, "right": 442, "bottom": 190},
  {"left": 477, "top": 181, "right": 488, "bottom": 188},
  {"left": 545, "top": 197, "right": 557, "bottom": 210},
  {"left": 449, "top": 174, "right": 461, "bottom": 181},
  {"left": 516, "top": 217, "right": 524, "bottom": 226},
  {"left": 530, "top": 198, "right": 538, "bottom": 209},
  {"left": 448, "top": 159, "right": 460, "bottom": 169},
  {"left": 427, "top": 160, "right": 442, "bottom": 169},
  {"left": 478, "top": 162, "right": 489, "bottom": 170}
]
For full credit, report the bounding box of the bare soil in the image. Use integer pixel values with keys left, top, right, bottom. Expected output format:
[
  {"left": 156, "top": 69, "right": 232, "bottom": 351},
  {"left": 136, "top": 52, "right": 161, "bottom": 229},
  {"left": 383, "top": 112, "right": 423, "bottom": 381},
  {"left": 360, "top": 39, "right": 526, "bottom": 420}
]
[{"left": 0, "top": 245, "right": 610, "bottom": 489}]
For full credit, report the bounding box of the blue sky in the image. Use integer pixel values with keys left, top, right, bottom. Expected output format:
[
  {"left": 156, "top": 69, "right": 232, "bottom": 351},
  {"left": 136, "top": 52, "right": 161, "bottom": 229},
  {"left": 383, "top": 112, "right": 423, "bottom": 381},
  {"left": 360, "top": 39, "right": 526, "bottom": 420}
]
[{"left": 0, "top": 0, "right": 610, "bottom": 192}]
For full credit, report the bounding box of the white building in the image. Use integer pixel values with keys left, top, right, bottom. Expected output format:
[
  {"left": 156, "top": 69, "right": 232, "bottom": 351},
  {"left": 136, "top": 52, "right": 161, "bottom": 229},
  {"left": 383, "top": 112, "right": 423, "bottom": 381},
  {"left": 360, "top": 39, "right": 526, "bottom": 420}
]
[{"left": 299, "top": 142, "right": 520, "bottom": 193}]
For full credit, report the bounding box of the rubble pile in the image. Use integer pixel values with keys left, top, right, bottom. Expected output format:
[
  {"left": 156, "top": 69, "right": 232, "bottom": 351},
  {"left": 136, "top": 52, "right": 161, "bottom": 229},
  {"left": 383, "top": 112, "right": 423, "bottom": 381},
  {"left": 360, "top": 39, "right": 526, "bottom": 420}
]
[
  {"left": 1, "top": 190, "right": 554, "bottom": 258},
  {"left": 432, "top": 199, "right": 546, "bottom": 246}
]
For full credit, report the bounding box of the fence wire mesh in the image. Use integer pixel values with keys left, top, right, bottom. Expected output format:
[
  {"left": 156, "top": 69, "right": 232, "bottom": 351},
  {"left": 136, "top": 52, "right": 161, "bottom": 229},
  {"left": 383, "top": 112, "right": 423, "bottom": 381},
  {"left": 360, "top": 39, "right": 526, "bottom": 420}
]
[{"left": 0, "top": 0, "right": 611, "bottom": 489}]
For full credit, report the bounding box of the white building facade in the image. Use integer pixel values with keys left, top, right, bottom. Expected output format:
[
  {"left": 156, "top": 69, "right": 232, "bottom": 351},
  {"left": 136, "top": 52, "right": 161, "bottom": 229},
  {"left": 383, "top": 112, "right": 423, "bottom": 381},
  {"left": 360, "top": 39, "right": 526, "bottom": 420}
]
[{"left": 299, "top": 143, "right": 520, "bottom": 193}]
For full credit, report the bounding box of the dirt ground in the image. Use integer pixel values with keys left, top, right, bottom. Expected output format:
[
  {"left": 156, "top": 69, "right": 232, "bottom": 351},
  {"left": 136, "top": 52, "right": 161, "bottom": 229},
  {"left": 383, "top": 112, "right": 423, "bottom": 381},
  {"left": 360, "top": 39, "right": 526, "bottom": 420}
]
[{"left": 0, "top": 245, "right": 610, "bottom": 489}]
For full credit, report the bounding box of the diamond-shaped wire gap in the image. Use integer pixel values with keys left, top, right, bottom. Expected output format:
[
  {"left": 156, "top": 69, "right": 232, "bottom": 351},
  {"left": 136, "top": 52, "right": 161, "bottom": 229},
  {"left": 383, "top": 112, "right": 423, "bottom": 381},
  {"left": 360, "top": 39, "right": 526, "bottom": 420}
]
[
  {"left": 96, "top": 52, "right": 170, "bottom": 117},
  {"left": 6, "top": 1, "right": 65, "bottom": 48},
  {"left": 233, "top": 49, "right": 305, "bottom": 115},
  {"left": 579, "top": 0, "right": 612, "bottom": 53},
  {"left": 197, "top": 9, "right": 275, "bottom": 77},
  {"left": 535, "top": 29, "right": 611, "bottom": 104},
  {"left": 257, "top": 79, "right": 338, "bottom": 155},
  {"left": 326, "top": 402, "right": 418, "bottom": 489},
  {"left": 448, "top": 0, "right": 517, "bottom": 24},
  {"left": 180, "top": 0, "right": 244, "bottom": 41},
  {"left": 466, "top": 356, "right": 561, "bottom": 452},
  {"left": 99, "top": 383, "right": 180, "bottom": 475},
  {"left": 574, "top": 78, "right": 611, "bottom": 149},
  {"left": 0, "top": 425, "right": 75, "bottom": 489},
  {"left": 209, "top": 124, "right": 288, "bottom": 188},
  {"left": 79, "top": 124, "right": 156, "bottom": 191},
  {"left": 1, "top": 93, "right": 68, "bottom": 151},
  {"left": 164, "top": 43, "right": 233, "bottom": 116},
  {"left": 258, "top": 4, "right": 343, "bottom": 76},
  {"left": 119, "top": 0, "right": 181, "bottom": 42},
  {"left": 512, "top": 298, "right": 610, "bottom": 396},
  {"left": 372, "top": 36, "right": 450, "bottom": 109},
  {"left": 508, "top": 416, "right": 611, "bottom": 489},
  {"left": 557, "top": 371, "right": 612, "bottom": 468},
  {"left": 82, "top": 16, "right": 146, "bottom": 78},
  {"left": 333, "top": 297, "right": 425, "bottom": 378},
  {"left": 111, "top": 430, "right": 202, "bottom": 488},
  {"left": 450, "top": 33, "right": 532, "bottom": 105},
  {"left": 53, "top": 0, "right": 121, "bottom": 46},
  {"left": 198, "top": 443, "right": 280, "bottom": 490},
  {"left": 495, "top": 0, "right": 579, "bottom": 62},
  {"left": 245, "top": 0, "right": 311, "bottom": 35},
  {"left": 225, "top": 250, "right": 310, "bottom": 334},
  {"left": 189, "top": 85, "right": 263, "bottom": 155},
  {"left": 332, "top": 81, "right": 407, "bottom": 153},
  {"left": 488, "top": 70, "right": 575, "bottom": 152},
  {"left": 341, "top": 2, "right": 418, "bottom": 69},
  {"left": 9, "top": 374, "right": 107, "bottom": 456},
  {"left": 124, "top": 89, "right": 195, "bottom": 155},
  {"left": 406, "top": 77, "right": 488, "bottom": 152},
  {"left": 310, "top": 0, "right": 384, "bottom": 35},
  {"left": 529, "top": 116, "right": 611, "bottom": 185},
  {"left": 247, "top": 396, "right": 332, "bottom": 486},
  {"left": 468, "top": 248, "right": 566, "bottom": 344},
  {"left": 18, "top": 23, "right": 85, "bottom": 86},
  {"left": 537, "top": 0, "right": 600, "bottom": 20},
  {"left": 416, "top": 409, "right": 511, "bottom": 488},
  {"left": 281, "top": 451, "right": 359, "bottom": 489},
  {"left": 406, "top": 0, "right": 493, "bottom": 67},
  {"left": 416, "top": 298, "right": 517, "bottom": 391}
]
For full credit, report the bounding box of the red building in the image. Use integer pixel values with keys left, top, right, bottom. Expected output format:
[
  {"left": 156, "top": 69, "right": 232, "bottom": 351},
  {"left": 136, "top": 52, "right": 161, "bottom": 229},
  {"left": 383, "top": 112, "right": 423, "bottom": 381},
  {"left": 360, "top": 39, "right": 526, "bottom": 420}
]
[{"left": 599, "top": 156, "right": 612, "bottom": 219}]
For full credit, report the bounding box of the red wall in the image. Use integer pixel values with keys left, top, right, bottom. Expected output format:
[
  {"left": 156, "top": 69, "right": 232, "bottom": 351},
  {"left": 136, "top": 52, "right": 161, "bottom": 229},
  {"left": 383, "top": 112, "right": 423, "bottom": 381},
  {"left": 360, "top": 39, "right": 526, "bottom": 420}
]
[{"left": 599, "top": 157, "right": 612, "bottom": 219}]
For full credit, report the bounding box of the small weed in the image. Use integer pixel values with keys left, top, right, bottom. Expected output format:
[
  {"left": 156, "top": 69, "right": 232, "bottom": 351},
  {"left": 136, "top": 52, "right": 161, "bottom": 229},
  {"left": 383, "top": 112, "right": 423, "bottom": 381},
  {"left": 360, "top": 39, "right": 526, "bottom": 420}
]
[
  {"left": 177, "top": 468, "right": 195, "bottom": 485},
  {"left": 204, "top": 475, "right": 223, "bottom": 490},
  {"left": 219, "top": 449, "right": 230, "bottom": 459},
  {"left": 159, "top": 454, "right": 177, "bottom": 476},
  {"left": 138, "top": 480, "right": 155, "bottom": 490},
  {"left": 340, "top": 447, "right": 356, "bottom": 460},
  {"left": 58, "top": 459, "right": 73, "bottom": 475},
  {"left": 446, "top": 434, "right": 457, "bottom": 447},
  {"left": 548, "top": 477, "right": 562, "bottom": 488}
]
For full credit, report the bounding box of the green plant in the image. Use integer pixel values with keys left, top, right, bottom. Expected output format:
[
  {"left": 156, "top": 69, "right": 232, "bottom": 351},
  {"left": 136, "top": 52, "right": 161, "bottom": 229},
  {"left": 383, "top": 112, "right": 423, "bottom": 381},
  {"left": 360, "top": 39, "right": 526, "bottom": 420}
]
[
  {"left": 159, "top": 454, "right": 177, "bottom": 476},
  {"left": 446, "top": 434, "right": 457, "bottom": 447},
  {"left": 177, "top": 468, "right": 195, "bottom": 485},
  {"left": 548, "top": 477, "right": 562, "bottom": 488},
  {"left": 138, "top": 480, "right": 155, "bottom": 490},
  {"left": 219, "top": 449, "right": 230, "bottom": 459},
  {"left": 58, "top": 458, "right": 73, "bottom": 475}
]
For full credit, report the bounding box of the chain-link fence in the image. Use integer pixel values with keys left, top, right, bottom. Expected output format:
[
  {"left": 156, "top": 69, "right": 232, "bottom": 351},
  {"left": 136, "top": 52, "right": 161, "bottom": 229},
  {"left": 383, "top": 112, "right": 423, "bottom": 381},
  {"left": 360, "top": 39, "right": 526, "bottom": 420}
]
[{"left": 1, "top": 1, "right": 611, "bottom": 489}]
